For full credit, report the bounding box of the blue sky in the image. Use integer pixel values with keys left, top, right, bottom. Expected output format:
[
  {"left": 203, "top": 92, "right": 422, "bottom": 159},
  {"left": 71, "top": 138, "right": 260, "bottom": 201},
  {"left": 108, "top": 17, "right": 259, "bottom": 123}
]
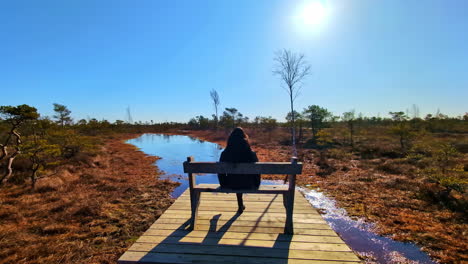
[{"left": 1, "top": 0, "right": 467, "bottom": 122}]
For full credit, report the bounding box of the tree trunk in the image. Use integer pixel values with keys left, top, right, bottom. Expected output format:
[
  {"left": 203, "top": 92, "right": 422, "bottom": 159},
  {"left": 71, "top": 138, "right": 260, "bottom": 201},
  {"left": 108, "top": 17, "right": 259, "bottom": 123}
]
[
  {"left": 0, "top": 144, "right": 8, "bottom": 164},
  {"left": 31, "top": 164, "right": 40, "bottom": 189},
  {"left": 215, "top": 107, "right": 218, "bottom": 130},
  {"left": 289, "top": 91, "right": 297, "bottom": 157},
  {"left": 0, "top": 126, "right": 22, "bottom": 185},
  {"left": 311, "top": 124, "right": 317, "bottom": 142},
  {"left": 1, "top": 151, "right": 18, "bottom": 184},
  {"left": 298, "top": 121, "right": 303, "bottom": 144}
]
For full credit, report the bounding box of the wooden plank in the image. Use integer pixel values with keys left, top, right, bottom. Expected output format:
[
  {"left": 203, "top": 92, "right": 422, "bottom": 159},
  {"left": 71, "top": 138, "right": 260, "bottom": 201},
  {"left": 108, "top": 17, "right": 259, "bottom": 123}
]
[
  {"left": 182, "top": 195, "right": 310, "bottom": 202},
  {"left": 180, "top": 193, "right": 289, "bottom": 199},
  {"left": 148, "top": 223, "right": 338, "bottom": 236},
  {"left": 172, "top": 197, "right": 312, "bottom": 205},
  {"left": 185, "top": 193, "right": 312, "bottom": 202},
  {"left": 171, "top": 201, "right": 313, "bottom": 209},
  {"left": 161, "top": 211, "right": 321, "bottom": 218},
  {"left": 119, "top": 251, "right": 360, "bottom": 264},
  {"left": 169, "top": 199, "right": 316, "bottom": 210},
  {"left": 166, "top": 206, "right": 316, "bottom": 214},
  {"left": 158, "top": 213, "right": 326, "bottom": 223},
  {"left": 152, "top": 218, "right": 332, "bottom": 230},
  {"left": 183, "top": 161, "right": 303, "bottom": 174},
  {"left": 142, "top": 230, "right": 345, "bottom": 243},
  {"left": 175, "top": 200, "right": 314, "bottom": 209},
  {"left": 177, "top": 194, "right": 311, "bottom": 202},
  {"left": 127, "top": 243, "right": 359, "bottom": 261},
  {"left": 134, "top": 236, "right": 352, "bottom": 251},
  {"left": 169, "top": 202, "right": 313, "bottom": 210}
]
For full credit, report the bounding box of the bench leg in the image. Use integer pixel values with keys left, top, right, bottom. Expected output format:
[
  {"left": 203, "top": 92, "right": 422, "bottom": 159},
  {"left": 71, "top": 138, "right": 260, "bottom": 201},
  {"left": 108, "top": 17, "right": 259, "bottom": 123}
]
[
  {"left": 236, "top": 193, "right": 245, "bottom": 213},
  {"left": 282, "top": 193, "right": 288, "bottom": 209},
  {"left": 190, "top": 190, "right": 200, "bottom": 230},
  {"left": 283, "top": 192, "right": 294, "bottom": 234}
]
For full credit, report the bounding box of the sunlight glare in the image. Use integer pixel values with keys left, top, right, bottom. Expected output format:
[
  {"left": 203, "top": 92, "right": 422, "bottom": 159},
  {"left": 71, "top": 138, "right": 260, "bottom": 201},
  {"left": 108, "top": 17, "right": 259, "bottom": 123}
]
[{"left": 295, "top": 0, "right": 329, "bottom": 33}]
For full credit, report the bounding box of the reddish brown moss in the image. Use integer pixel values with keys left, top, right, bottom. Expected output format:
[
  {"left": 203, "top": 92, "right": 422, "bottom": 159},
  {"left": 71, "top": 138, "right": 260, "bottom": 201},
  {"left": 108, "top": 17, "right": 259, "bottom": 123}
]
[{"left": 0, "top": 134, "right": 178, "bottom": 264}]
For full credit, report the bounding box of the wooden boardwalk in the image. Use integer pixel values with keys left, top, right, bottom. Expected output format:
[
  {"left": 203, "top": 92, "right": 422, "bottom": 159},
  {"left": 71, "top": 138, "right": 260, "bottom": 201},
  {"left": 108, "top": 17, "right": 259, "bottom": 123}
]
[{"left": 118, "top": 186, "right": 361, "bottom": 264}]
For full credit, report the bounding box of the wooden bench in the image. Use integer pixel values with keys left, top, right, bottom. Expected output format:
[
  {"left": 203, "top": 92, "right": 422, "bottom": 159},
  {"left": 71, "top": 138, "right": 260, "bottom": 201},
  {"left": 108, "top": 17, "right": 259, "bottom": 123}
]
[{"left": 183, "top": 156, "right": 302, "bottom": 234}]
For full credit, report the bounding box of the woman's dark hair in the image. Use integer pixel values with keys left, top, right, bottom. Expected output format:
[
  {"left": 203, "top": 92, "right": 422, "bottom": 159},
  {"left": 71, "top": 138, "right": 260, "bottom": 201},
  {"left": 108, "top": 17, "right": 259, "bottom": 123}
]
[{"left": 225, "top": 127, "right": 252, "bottom": 153}]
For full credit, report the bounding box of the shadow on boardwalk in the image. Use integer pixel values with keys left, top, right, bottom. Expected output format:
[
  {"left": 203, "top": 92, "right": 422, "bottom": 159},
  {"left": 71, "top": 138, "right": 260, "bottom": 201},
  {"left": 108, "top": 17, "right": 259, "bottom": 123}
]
[
  {"left": 118, "top": 191, "right": 360, "bottom": 264},
  {"left": 129, "top": 195, "right": 292, "bottom": 263}
]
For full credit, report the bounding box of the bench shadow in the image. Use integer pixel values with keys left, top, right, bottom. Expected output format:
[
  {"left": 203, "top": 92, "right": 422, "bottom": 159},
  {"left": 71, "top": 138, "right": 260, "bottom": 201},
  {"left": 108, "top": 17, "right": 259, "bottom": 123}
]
[{"left": 135, "top": 194, "right": 292, "bottom": 263}]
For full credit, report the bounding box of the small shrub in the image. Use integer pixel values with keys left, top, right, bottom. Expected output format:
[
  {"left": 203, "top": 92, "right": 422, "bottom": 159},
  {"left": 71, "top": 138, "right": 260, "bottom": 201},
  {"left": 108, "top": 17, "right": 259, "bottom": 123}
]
[
  {"left": 418, "top": 182, "right": 468, "bottom": 213},
  {"left": 358, "top": 145, "right": 380, "bottom": 159},
  {"left": 11, "top": 156, "right": 32, "bottom": 172},
  {"left": 327, "top": 148, "right": 353, "bottom": 160},
  {"left": 380, "top": 150, "right": 403, "bottom": 158},
  {"left": 453, "top": 143, "right": 468, "bottom": 154},
  {"left": 376, "top": 159, "right": 416, "bottom": 175},
  {"left": 316, "top": 151, "right": 336, "bottom": 177},
  {"left": 382, "top": 177, "right": 413, "bottom": 191},
  {"left": 358, "top": 141, "right": 404, "bottom": 159},
  {"left": 70, "top": 152, "right": 95, "bottom": 167},
  {"left": 377, "top": 161, "right": 410, "bottom": 175}
]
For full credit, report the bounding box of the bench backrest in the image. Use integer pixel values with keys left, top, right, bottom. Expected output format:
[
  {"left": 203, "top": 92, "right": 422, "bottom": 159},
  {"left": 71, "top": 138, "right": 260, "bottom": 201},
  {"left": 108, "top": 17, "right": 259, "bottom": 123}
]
[
  {"left": 184, "top": 157, "right": 302, "bottom": 193},
  {"left": 183, "top": 157, "right": 302, "bottom": 175}
]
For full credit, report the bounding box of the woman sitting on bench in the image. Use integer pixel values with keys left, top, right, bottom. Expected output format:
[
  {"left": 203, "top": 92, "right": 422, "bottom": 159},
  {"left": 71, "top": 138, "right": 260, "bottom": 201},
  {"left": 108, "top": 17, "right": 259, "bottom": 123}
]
[{"left": 218, "top": 127, "right": 260, "bottom": 212}]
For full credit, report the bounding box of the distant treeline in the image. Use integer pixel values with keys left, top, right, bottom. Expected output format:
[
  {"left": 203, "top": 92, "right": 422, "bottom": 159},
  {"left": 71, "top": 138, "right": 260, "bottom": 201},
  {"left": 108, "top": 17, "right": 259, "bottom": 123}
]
[
  {"left": 187, "top": 105, "right": 468, "bottom": 135},
  {"left": 0, "top": 103, "right": 467, "bottom": 189}
]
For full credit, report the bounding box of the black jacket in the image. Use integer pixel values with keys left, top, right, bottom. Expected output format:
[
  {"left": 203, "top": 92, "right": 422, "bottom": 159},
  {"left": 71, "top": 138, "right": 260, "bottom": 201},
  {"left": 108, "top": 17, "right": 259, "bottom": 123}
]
[{"left": 217, "top": 149, "right": 260, "bottom": 190}]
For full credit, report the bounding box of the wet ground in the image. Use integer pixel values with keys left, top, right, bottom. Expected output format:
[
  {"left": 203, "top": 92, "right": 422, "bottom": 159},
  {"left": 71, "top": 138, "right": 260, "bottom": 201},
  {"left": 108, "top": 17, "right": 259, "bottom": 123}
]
[{"left": 302, "top": 188, "right": 436, "bottom": 263}]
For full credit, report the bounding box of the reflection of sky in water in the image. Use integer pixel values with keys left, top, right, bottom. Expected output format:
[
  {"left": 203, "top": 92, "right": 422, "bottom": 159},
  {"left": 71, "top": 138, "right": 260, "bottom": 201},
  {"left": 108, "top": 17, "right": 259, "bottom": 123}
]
[
  {"left": 128, "top": 134, "right": 223, "bottom": 197},
  {"left": 127, "top": 134, "right": 277, "bottom": 197},
  {"left": 301, "top": 188, "right": 437, "bottom": 264}
]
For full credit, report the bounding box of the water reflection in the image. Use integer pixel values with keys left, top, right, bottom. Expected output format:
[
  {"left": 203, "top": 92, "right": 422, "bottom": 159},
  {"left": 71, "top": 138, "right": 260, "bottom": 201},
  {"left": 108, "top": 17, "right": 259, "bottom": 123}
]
[
  {"left": 127, "top": 133, "right": 274, "bottom": 197},
  {"left": 127, "top": 134, "right": 222, "bottom": 197}
]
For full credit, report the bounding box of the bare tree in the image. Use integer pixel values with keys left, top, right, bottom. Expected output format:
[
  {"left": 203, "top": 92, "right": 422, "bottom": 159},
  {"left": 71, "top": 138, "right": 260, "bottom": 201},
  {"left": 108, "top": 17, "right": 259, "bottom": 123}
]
[
  {"left": 411, "top": 104, "right": 420, "bottom": 119},
  {"left": 342, "top": 110, "right": 356, "bottom": 148},
  {"left": 273, "top": 49, "right": 311, "bottom": 157},
  {"left": 210, "top": 89, "right": 220, "bottom": 129}
]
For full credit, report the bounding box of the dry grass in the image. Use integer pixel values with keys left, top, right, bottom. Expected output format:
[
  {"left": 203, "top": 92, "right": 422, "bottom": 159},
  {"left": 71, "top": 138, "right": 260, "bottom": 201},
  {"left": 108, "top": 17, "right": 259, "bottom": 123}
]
[{"left": 0, "top": 134, "right": 178, "bottom": 264}]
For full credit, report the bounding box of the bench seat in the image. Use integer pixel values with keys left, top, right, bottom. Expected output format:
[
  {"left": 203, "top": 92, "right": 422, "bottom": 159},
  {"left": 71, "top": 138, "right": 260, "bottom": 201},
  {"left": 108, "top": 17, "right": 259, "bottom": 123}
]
[{"left": 194, "top": 183, "right": 289, "bottom": 194}]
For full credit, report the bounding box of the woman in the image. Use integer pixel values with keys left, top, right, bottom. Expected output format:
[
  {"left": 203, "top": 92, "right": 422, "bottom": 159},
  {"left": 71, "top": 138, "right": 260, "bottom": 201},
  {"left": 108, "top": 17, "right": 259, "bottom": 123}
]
[{"left": 218, "top": 127, "right": 260, "bottom": 212}]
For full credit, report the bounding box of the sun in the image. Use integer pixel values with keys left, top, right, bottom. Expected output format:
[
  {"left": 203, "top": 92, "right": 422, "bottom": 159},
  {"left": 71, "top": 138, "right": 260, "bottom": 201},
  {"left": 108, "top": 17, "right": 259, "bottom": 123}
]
[{"left": 295, "top": 1, "right": 329, "bottom": 31}]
